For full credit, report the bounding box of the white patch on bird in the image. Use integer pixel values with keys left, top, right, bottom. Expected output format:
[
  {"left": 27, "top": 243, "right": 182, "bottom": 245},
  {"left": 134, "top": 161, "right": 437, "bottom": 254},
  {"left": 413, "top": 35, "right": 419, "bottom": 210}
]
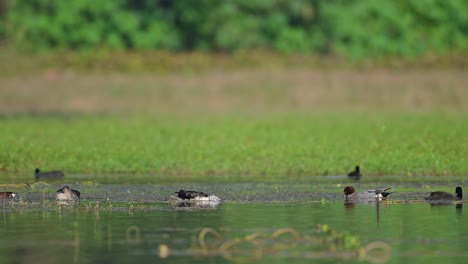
[
  {"left": 193, "top": 195, "right": 221, "bottom": 202},
  {"left": 11, "top": 193, "right": 17, "bottom": 198},
  {"left": 56, "top": 193, "right": 69, "bottom": 200}
]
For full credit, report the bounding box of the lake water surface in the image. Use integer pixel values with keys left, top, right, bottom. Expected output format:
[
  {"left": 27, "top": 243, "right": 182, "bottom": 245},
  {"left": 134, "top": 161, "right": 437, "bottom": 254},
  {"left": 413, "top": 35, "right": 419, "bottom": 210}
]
[{"left": 0, "top": 180, "right": 466, "bottom": 263}]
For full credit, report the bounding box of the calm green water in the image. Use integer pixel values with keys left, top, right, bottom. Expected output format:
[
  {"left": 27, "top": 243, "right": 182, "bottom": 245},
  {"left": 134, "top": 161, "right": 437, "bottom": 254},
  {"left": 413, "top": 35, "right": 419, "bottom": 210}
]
[{"left": 0, "top": 182, "right": 466, "bottom": 263}]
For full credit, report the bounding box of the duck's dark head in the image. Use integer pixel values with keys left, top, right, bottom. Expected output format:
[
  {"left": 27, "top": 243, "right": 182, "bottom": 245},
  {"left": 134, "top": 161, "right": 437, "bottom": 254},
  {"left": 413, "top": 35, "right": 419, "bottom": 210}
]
[
  {"left": 456, "top": 186, "right": 463, "bottom": 199},
  {"left": 175, "top": 189, "right": 187, "bottom": 199},
  {"left": 355, "top": 166, "right": 360, "bottom": 173},
  {"left": 343, "top": 186, "right": 355, "bottom": 199},
  {"left": 35, "top": 168, "right": 40, "bottom": 180},
  {"left": 175, "top": 189, "right": 186, "bottom": 196}
]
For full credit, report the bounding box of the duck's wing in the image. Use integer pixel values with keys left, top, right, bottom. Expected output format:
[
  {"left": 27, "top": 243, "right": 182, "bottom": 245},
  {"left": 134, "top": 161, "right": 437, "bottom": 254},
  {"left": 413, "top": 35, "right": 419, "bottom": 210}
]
[
  {"left": 72, "top": 189, "right": 81, "bottom": 198},
  {"left": 185, "top": 191, "right": 209, "bottom": 199},
  {"left": 367, "top": 188, "right": 391, "bottom": 194},
  {"left": 40, "top": 171, "right": 65, "bottom": 178},
  {"left": 425, "top": 191, "right": 454, "bottom": 200},
  {"left": 183, "top": 191, "right": 197, "bottom": 199},
  {"left": 52, "top": 171, "right": 65, "bottom": 177},
  {"left": 198, "top": 191, "right": 209, "bottom": 197},
  {"left": 355, "top": 191, "right": 378, "bottom": 199}
]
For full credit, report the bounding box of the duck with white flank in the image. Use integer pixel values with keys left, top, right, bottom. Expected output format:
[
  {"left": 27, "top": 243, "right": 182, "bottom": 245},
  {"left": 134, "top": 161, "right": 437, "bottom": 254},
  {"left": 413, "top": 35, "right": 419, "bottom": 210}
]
[
  {"left": 56, "top": 186, "right": 81, "bottom": 201},
  {"left": 347, "top": 165, "right": 362, "bottom": 180},
  {"left": 344, "top": 186, "right": 394, "bottom": 201},
  {"left": 425, "top": 186, "right": 462, "bottom": 201},
  {"left": 35, "top": 168, "right": 64, "bottom": 181},
  {"left": 174, "top": 189, "right": 221, "bottom": 202}
]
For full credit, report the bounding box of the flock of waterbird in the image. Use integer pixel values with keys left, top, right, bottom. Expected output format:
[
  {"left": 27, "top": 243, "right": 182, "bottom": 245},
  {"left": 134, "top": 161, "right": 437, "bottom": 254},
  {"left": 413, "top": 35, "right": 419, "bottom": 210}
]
[
  {"left": 0, "top": 166, "right": 463, "bottom": 204},
  {"left": 346, "top": 165, "right": 463, "bottom": 202},
  {"left": 0, "top": 168, "right": 221, "bottom": 204}
]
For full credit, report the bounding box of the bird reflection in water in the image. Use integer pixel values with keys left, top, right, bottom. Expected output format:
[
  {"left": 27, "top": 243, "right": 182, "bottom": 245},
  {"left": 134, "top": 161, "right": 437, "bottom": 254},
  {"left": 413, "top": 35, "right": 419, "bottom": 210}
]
[
  {"left": 170, "top": 200, "right": 220, "bottom": 209},
  {"left": 343, "top": 198, "right": 385, "bottom": 226}
]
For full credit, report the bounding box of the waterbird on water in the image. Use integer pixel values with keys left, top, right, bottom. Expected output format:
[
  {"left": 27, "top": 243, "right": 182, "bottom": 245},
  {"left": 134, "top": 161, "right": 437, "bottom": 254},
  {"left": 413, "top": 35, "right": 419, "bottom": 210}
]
[
  {"left": 174, "top": 189, "right": 221, "bottom": 202},
  {"left": 0, "top": 192, "right": 17, "bottom": 199},
  {"left": 347, "top": 165, "right": 361, "bottom": 180},
  {"left": 425, "top": 186, "right": 462, "bottom": 201},
  {"left": 35, "top": 168, "right": 64, "bottom": 181},
  {"left": 56, "top": 186, "right": 80, "bottom": 201},
  {"left": 344, "top": 186, "right": 394, "bottom": 201}
]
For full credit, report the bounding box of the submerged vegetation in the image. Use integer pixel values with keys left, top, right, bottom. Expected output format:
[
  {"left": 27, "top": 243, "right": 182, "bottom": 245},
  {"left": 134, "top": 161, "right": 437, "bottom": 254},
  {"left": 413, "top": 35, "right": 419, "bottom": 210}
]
[
  {"left": 0, "top": 113, "right": 466, "bottom": 181},
  {"left": 185, "top": 226, "right": 390, "bottom": 262}
]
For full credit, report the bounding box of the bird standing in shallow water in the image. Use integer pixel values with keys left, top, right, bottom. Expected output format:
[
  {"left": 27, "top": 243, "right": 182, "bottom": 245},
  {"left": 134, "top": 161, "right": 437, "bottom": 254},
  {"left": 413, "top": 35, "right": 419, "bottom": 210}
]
[
  {"left": 425, "top": 186, "right": 462, "bottom": 201},
  {"left": 56, "top": 186, "right": 80, "bottom": 201},
  {"left": 347, "top": 165, "right": 362, "bottom": 181}
]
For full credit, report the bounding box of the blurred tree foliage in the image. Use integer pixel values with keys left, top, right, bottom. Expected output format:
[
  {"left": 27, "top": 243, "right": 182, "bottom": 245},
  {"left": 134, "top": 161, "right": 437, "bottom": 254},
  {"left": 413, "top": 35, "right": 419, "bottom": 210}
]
[{"left": 1, "top": 0, "right": 467, "bottom": 59}]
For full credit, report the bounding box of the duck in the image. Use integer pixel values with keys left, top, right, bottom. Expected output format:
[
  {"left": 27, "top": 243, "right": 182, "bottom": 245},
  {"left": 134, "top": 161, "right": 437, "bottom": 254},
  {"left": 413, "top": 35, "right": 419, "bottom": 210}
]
[
  {"left": 0, "top": 192, "right": 17, "bottom": 199},
  {"left": 174, "top": 189, "right": 221, "bottom": 202},
  {"left": 35, "top": 168, "right": 64, "bottom": 181},
  {"left": 378, "top": 188, "right": 394, "bottom": 200},
  {"left": 56, "top": 186, "right": 80, "bottom": 201},
  {"left": 344, "top": 186, "right": 394, "bottom": 201},
  {"left": 425, "top": 186, "right": 462, "bottom": 201},
  {"left": 347, "top": 165, "right": 362, "bottom": 180}
]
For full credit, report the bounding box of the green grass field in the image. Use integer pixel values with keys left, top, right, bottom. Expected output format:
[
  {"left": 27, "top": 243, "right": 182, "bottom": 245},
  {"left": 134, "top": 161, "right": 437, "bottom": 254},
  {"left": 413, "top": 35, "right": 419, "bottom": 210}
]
[
  {"left": 1, "top": 112, "right": 466, "bottom": 182},
  {"left": 1, "top": 68, "right": 467, "bottom": 182}
]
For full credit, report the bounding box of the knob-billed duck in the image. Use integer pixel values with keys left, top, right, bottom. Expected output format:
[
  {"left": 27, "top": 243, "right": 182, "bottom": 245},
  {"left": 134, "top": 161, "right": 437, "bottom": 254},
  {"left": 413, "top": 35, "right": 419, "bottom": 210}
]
[
  {"left": 174, "top": 189, "right": 221, "bottom": 202},
  {"left": 347, "top": 165, "right": 362, "bottom": 180},
  {"left": 425, "top": 186, "right": 462, "bottom": 201},
  {"left": 35, "top": 168, "right": 64, "bottom": 181}
]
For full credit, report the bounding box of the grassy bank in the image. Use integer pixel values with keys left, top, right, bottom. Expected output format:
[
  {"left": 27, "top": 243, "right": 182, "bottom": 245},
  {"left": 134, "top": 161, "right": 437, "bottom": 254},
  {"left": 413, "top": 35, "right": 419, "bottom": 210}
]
[
  {"left": 1, "top": 49, "right": 467, "bottom": 78},
  {"left": 0, "top": 113, "right": 466, "bottom": 182}
]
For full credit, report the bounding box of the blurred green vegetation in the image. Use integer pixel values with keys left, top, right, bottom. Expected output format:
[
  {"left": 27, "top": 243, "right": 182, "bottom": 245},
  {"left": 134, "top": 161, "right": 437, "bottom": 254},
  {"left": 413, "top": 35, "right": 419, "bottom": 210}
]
[
  {"left": 1, "top": 113, "right": 466, "bottom": 178},
  {"left": 1, "top": 0, "right": 467, "bottom": 60}
]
